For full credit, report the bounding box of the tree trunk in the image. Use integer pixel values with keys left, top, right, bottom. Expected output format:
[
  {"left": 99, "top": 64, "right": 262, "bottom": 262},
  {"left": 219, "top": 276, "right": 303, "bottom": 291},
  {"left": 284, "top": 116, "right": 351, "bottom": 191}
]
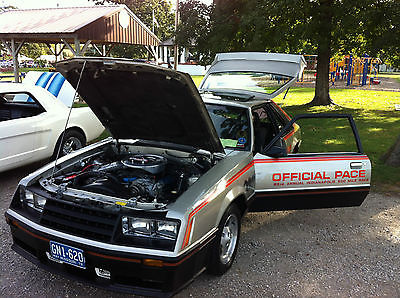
[
  {"left": 310, "top": 47, "right": 333, "bottom": 105},
  {"left": 384, "top": 135, "right": 400, "bottom": 167},
  {"left": 308, "top": 0, "right": 334, "bottom": 106}
]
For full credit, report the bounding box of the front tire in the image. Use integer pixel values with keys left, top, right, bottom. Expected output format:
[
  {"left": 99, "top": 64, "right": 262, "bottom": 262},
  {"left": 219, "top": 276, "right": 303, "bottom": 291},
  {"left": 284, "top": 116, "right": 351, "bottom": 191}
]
[{"left": 207, "top": 204, "right": 241, "bottom": 275}]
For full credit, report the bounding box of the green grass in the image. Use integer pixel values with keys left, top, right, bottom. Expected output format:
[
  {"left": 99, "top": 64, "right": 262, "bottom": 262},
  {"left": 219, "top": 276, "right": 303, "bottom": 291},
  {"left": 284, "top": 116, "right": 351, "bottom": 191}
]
[
  {"left": 272, "top": 87, "right": 400, "bottom": 188},
  {"left": 379, "top": 72, "right": 400, "bottom": 84},
  {"left": 191, "top": 75, "right": 204, "bottom": 87}
]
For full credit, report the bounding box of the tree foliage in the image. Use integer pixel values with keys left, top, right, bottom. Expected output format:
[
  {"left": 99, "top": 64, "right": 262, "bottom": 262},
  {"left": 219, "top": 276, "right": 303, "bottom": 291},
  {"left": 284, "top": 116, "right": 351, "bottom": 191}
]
[
  {"left": 177, "top": 0, "right": 400, "bottom": 105},
  {"left": 175, "top": 0, "right": 211, "bottom": 64},
  {"left": 20, "top": 43, "right": 50, "bottom": 60},
  {"left": 363, "top": 0, "right": 400, "bottom": 68}
]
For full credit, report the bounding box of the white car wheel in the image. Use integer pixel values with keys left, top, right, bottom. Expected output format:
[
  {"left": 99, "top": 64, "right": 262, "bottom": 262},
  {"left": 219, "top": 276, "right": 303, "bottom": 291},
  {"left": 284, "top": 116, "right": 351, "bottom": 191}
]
[{"left": 54, "top": 130, "right": 85, "bottom": 158}]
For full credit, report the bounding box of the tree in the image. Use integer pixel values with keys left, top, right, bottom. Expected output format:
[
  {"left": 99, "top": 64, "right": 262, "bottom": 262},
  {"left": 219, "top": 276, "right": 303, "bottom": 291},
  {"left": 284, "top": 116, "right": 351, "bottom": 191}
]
[
  {"left": 20, "top": 43, "right": 50, "bottom": 60},
  {"left": 363, "top": 0, "right": 400, "bottom": 69},
  {"left": 176, "top": 0, "right": 211, "bottom": 64},
  {"left": 177, "top": 0, "right": 399, "bottom": 106}
]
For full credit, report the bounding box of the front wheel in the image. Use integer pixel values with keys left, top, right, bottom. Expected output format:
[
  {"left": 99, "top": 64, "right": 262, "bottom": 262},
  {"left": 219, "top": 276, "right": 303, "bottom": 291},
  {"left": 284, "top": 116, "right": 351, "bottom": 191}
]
[{"left": 207, "top": 204, "right": 241, "bottom": 275}]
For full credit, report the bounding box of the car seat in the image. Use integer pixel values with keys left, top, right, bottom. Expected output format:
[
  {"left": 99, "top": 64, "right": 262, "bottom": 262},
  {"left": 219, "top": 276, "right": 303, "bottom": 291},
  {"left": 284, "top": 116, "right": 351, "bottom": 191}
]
[{"left": 253, "top": 112, "right": 268, "bottom": 153}]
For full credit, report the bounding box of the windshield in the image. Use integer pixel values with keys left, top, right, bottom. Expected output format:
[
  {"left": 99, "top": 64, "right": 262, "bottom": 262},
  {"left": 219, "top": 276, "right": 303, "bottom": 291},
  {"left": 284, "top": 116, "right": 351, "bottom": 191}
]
[
  {"left": 206, "top": 103, "right": 251, "bottom": 151},
  {"left": 201, "top": 72, "right": 292, "bottom": 95}
]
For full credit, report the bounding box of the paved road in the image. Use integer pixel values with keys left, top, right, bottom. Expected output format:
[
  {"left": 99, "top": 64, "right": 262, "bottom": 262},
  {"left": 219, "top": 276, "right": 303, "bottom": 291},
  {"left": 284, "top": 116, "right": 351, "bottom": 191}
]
[{"left": 1, "top": 162, "right": 400, "bottom": 297}]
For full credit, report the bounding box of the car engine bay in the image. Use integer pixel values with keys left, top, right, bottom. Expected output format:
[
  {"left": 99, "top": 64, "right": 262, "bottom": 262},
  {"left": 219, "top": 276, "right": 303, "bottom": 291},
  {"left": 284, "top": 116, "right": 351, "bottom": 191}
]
[{"left": 45, "top": 144, "right": 213, "bottom": 208}]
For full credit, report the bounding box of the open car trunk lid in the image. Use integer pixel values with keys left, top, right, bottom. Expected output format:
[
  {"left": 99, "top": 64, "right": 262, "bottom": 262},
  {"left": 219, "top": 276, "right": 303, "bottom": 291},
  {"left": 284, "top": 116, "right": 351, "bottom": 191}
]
[
  {"left": 56, "top": 57, "right": 224, "bottom": 154},
  {"left": 199, "top": 52, "right": 306, "bottom": 99}
]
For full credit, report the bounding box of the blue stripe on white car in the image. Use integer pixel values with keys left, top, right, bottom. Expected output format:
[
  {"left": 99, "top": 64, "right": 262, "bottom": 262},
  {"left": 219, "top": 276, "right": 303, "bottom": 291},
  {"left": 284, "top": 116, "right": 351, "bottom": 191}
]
[{"left": 47, "top": 73, "right": 66, "bottom": 97}]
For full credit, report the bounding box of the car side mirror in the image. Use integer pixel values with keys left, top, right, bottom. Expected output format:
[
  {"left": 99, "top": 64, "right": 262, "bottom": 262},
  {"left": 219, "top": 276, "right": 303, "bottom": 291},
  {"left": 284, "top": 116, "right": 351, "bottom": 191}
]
[{"left": 263, "top": 138, "right": 288, "bottom": 158}]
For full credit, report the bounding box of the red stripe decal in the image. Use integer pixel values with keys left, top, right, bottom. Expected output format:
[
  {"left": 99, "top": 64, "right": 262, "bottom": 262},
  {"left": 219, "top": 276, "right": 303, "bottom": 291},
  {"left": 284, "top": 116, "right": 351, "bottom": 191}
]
[
  {"left": 181, "top": 189, "right": 216, "bottom": 249},
  {"left": 283, "top": 129, "right": 295, "bottom": 141},
  {"left": 226, "top": 161, "right": 254, "bottom": 187},
  {"left": 254, "top": 156, "right": 369, "bottom": 164},
  {"left": 181, "top": 155, "right": 368, "bottom": 249},
  {"left": 272, "top": 101, "right": 291, "bottom": 120}
]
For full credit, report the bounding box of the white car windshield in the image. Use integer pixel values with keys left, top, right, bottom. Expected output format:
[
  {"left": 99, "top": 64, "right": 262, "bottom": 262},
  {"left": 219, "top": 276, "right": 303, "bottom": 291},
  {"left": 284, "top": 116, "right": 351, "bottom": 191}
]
[{"left": 202, "top": 72, "right": 292, "bottom": 95}]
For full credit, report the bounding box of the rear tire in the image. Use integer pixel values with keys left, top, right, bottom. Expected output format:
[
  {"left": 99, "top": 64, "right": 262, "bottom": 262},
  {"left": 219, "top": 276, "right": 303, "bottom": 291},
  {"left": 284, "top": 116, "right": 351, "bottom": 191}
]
[
  {"left": 207, "top": 204, "right": 241, "bottom": 275},
  {"left": 53, "top": 130, "right": 85, "bottom": 159}
]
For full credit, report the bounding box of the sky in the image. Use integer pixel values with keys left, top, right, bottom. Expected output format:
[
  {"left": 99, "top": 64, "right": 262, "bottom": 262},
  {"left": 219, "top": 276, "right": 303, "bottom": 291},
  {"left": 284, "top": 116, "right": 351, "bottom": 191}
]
[{"left": 0, "top": 0, "right": 212, "bottom": 9}]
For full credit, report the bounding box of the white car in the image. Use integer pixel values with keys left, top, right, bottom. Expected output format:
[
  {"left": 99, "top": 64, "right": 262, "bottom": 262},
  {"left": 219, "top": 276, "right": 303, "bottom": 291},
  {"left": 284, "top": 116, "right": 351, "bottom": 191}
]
[{"left": 0, "top": 83, "right": 104, "bottom": 173}]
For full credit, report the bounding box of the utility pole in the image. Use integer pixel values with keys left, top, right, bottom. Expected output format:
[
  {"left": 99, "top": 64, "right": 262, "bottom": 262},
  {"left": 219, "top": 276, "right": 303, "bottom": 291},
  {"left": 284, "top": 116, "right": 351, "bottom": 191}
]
[
  {"left": 152, "top": 9, "right": 155, "bottom": 33},
  {"left": 174, "top": 0, "right": 179, "bottom": 70}
]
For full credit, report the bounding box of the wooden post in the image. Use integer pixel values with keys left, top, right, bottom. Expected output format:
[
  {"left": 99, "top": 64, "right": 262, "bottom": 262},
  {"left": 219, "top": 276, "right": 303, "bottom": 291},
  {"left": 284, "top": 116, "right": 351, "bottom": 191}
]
[
  {"left": 1, "top": 39, "right": 24, "bottom": 82},
  {"left": 74, "top": 37, "right": 80, "bottom": 56},
  {"left": 11, "top": 39, "right": 19, "bottom": 83}
]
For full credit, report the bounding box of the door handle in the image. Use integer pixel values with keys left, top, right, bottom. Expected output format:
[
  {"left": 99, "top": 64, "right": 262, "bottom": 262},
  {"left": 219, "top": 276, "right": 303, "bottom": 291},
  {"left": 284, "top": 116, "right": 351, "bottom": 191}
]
[{"left": 350, "top": 162, "right": 362, "bottom": 169}]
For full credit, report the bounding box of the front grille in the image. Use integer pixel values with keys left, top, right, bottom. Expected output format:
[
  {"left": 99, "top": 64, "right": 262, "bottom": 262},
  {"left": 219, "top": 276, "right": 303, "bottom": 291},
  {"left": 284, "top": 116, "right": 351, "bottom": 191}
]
[{"left": 40, "top": 198, "right": 119, "bottom": 242}]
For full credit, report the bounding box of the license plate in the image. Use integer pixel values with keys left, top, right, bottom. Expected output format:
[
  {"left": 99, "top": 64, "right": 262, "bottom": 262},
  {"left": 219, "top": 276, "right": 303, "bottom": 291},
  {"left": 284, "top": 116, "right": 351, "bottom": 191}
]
[{"left": 49, "top": 241, "right": 86, "bottom": 269}]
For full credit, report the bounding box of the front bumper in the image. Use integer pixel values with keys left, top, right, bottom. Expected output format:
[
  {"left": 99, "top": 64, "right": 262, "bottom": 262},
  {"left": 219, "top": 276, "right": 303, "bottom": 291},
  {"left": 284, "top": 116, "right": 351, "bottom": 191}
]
[{"left": 5, "top": 211, "right": 215, "bottom": 297}]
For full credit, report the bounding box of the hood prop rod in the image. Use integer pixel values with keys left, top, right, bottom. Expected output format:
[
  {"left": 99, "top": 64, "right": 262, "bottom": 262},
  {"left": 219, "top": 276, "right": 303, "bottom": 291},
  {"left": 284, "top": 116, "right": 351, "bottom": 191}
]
[{"left": 51, "top": 61, "right": 87, "bottom": 179}]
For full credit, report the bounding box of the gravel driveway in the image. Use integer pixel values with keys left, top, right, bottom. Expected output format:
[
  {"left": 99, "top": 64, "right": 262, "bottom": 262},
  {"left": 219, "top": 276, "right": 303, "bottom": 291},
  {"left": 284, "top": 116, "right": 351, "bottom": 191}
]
[{"left": 1, "top": 163, "right": 400, "bottom": 297}]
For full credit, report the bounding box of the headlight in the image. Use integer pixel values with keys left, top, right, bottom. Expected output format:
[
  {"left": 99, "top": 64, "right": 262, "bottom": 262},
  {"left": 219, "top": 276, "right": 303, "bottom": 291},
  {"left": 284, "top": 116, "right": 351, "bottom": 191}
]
[
  {"left": 122, "top": 216, "right": 179, "bottom": 240},
  {"left": 23, "top": 189, "right": 47, "bottom": 212}
]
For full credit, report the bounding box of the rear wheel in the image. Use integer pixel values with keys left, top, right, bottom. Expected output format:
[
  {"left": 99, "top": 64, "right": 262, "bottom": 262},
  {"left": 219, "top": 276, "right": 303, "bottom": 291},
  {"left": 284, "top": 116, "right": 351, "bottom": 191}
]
[
  {"left": 207, "top": 204, "right": 241, "bottom": 275},
  {"left": 53, "top": 130, "right": 85, "bottom": 158}
]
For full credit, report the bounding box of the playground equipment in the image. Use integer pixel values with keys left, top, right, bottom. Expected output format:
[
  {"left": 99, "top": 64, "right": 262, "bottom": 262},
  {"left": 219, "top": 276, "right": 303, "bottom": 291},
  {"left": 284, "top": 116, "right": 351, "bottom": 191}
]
[
  {"left": 330, "top": 55, "right": 382, "bottom": 86},
  {"left": 297, "top": 54, "right": 382, "bottom": 87}
]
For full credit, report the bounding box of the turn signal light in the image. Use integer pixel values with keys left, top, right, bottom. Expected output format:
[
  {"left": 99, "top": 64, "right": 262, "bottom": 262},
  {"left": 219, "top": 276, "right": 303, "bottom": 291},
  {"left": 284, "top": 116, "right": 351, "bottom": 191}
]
[{"left": 142, "top": 259, "right": 164, "bottom": 267}]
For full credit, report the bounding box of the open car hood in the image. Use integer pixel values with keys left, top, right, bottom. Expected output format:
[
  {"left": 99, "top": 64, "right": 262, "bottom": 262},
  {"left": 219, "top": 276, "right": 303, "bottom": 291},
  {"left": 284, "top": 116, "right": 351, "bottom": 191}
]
[
  {"left": 199, "top": 52, "right": 306, "bottom": 99},
  {"left": 56, "top": 57, "right": 224, "bottom": 153}
]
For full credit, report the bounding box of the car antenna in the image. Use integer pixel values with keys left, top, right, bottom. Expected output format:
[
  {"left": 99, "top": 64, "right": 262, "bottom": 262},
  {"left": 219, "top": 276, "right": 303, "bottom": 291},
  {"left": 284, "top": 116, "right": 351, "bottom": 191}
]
[{"left": 51, "top": 60, "right": 87, "bottom": 179}]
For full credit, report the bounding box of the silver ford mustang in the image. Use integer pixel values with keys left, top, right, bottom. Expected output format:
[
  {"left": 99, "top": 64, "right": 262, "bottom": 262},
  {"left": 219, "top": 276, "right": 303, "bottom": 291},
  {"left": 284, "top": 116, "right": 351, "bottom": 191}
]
[{"left": 5, "top": 53, "right": 371, "bottom": 296}]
